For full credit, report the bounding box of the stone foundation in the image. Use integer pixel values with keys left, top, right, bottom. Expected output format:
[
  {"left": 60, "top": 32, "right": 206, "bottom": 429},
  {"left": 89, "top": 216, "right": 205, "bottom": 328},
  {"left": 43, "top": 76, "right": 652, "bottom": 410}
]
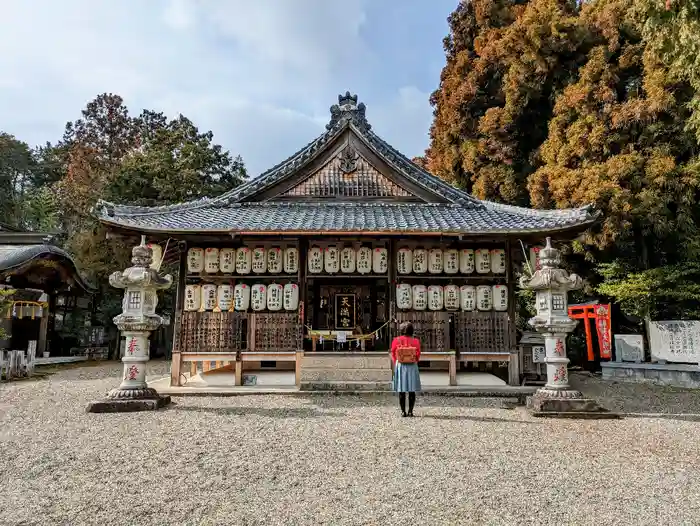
[
  {"left": 601, "top": 362, "right": 700, "bottom": 389},
  {"left": 86, "top": 395, "right": 171, "bottom": 413}
]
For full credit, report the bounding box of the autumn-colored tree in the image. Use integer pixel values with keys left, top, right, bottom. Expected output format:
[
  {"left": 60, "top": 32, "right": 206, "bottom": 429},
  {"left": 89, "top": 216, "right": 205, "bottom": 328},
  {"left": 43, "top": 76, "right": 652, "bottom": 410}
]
[
  {"left": 428, "top": 0, "right": 594, "bottom": 204},
  {"left": 428, "top": 0, "right": 700, "bottom": 321}
]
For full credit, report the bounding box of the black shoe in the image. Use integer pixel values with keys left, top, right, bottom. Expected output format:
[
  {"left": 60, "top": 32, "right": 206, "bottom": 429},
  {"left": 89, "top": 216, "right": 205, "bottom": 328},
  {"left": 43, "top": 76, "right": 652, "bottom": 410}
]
[
  {"left": 407, "top": 412, "right": 414, "bottom": 417},
  {"left": 401, "top": 412, "right": 408, "bottom": 417}
]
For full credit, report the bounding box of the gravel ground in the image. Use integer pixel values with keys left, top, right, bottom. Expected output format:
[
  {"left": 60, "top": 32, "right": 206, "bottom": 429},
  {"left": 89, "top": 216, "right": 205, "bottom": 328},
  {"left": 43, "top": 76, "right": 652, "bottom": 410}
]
[{"left": 2, "top": 362, "right": 700, "bottom": 526}]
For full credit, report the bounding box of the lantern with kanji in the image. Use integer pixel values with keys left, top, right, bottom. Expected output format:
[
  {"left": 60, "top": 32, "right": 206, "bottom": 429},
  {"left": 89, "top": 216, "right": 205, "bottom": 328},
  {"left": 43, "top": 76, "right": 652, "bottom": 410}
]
[
  {"left": 236, "top": 247, "right": 252, "bottom": 274},
  {"left": 396, "top": 247, "right": 413, "bottom": 275},
  {"left": 284, "top": 247, "right": 299, "bottom": 274},
  {"left": 252, "top": 247, "right": 267, "bottom": 274},
  {"left": 204, "top": 248, "right": 220, "bottom": 274},
  {"left": 219, "top": 248, "right": 235, "bottom": 273},
  {"left": 413, "top": 248, "right": 427, "bottom": 274},
  {"left": 340, "top": 247, "right": 356, "bottom": 273},
  {"left": 396, "top": 283, "right": 412, "bottom": 310},
  {"left": 325, "top": 246, "right": 340, "bottom": 274},
  {"left": 187, "top": 248, "right": 204, "bottom": 273},
  {"left": 307, "top": 246, "right": 323, "bottom": 274},
  {"left": 357, "top": 247, "right": 372, "bottom": 274},
  {"left": 283, "top": 283, "right": 299, "bottom": 311},
  {"left": 372, "top": 247, "right": 388, "bottom": 274},
  {"left": 267, "top": 247, "right": 283, "bottom": 274},
  {"left": 412, "top": 285, "right": 427, "bottom": 310}
]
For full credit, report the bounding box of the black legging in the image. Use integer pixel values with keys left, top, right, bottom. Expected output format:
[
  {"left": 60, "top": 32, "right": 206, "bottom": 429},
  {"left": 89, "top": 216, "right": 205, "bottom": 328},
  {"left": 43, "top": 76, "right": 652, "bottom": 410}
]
[{"left": 399, "top": 392, "right": 416, "bottom": 415}]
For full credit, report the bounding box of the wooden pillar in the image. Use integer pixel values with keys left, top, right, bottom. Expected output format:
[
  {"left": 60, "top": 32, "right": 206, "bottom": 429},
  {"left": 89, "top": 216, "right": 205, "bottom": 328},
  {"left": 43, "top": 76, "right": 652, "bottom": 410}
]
[
  {"left": 449, "top": 351, "right": 457, "bottom": 386},
  {"left": 388, "top": 238, "right": 396, "bottom": 342},
  {"left": 170, "top": 241, "right": 187, "bottom": 387},
  {"left": 295, "top": 350, "right": 303, "bottom": 387},
  {"left": 235, "top": 359, "right": 243, "bottom": 386},
  {"left": 506, "top": 238, "right": 519, "bottom": 385}
]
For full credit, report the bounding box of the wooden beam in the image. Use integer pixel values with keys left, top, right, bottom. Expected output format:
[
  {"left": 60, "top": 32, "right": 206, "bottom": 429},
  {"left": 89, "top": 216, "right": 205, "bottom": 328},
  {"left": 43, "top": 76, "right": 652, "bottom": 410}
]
[{"left": 170, "top": 242, "right": 187, "bottom": 387}]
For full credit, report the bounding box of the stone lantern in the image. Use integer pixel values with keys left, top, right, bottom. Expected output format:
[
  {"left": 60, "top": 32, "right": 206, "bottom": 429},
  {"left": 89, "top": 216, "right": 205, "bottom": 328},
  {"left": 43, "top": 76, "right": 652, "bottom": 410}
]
[
  {"left": 87, "top": 237, "right": 173, "bottom": 412},
  {"left": 519, "top": 238, "right": 610, "bottom": 416}
]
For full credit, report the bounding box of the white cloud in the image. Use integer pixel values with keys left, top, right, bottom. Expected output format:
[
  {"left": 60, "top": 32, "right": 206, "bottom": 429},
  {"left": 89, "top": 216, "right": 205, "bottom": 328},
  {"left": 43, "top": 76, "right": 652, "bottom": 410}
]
[{"left": 0, "top": 0, "right": 448, "bottom": 176}]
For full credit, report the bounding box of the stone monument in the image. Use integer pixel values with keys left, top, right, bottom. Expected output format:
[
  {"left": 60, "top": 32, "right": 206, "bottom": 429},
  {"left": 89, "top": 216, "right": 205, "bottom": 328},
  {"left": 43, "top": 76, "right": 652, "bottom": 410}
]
[
  {"left": 519, "top": 238, "right": 612, "bottom": 417},
  {"left": 87, "top": 237, "right": 173, "bottom": 413}
]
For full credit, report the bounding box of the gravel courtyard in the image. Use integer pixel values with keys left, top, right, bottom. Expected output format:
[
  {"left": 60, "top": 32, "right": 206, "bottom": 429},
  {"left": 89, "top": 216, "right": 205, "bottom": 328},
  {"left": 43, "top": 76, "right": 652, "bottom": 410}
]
[{"left": 2, "top": 362, "right": 700, "bottom": 526}]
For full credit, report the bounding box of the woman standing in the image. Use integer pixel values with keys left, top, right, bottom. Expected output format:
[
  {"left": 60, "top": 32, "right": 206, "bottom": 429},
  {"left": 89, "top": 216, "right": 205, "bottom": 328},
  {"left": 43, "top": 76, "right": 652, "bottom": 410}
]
[{"left": 390, "top": 321, "right": 422, "bottom": 417}]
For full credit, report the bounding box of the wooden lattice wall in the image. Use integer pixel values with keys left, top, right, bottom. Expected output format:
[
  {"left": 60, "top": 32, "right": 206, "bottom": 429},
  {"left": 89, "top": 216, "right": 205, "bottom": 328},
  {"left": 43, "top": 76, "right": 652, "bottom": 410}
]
[
  {"left": 179, "top": 312, "right": 247, "bottom": 353},
  {"left": 453, "top": 311, "right": 510, "bottom": 354},
  {"left": 396, "top": 311, "right": 450, "bottom": 353},
  {"left": 248, "top": 313, "right": 303, "bottom": 352}
]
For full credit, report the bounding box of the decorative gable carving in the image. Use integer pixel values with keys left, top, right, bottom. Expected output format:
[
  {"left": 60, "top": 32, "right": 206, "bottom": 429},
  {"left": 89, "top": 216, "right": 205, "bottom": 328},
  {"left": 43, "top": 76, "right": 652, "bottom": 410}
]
[{"left": 279, "top": 146, "right": 413, "bottom": 199}]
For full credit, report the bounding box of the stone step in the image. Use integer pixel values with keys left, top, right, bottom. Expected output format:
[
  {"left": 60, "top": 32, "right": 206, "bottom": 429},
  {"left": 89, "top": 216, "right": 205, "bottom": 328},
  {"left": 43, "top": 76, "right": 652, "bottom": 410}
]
[
  {"left": 301, "top": 354, "right": 391, "bottom": 370},
  {"left": 300, "top": 368, "right": 392, "bottom": 383},
  {"left": 299, "top": 380, "right": 392, "bottom": 392}
]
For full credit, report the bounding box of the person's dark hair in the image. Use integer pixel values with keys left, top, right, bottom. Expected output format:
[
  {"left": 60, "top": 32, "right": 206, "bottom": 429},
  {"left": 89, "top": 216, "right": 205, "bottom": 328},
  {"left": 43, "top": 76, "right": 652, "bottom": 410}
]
[{"left": 399, "top": 321, "right": 414, "bottom": 337}]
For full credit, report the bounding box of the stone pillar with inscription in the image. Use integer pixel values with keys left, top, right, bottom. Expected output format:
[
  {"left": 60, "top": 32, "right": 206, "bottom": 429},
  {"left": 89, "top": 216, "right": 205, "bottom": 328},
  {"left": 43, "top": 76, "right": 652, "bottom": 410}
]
[
  {"left": 87, "top": 237, "right": 173, "bottom": 413},
  {"left": 519, "top": 238, "right": 612, "bottom": 417}
]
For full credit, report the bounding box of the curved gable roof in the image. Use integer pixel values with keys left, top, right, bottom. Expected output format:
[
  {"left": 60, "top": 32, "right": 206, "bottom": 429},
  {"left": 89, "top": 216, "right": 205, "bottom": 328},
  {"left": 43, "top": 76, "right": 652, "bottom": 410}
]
[{"left": 94, "top": 92, "right": 598, "bottom": 236}]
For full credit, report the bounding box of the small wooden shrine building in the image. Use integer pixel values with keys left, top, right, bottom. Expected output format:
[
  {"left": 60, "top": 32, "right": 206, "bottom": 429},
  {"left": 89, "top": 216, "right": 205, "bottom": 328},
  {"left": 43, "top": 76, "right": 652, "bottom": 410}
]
[
  {"left": 0, "top": 224, "right": 94, "bottom": 357},
  {"left": 95, "top": 93, "right": 597, "bottom": 388}
]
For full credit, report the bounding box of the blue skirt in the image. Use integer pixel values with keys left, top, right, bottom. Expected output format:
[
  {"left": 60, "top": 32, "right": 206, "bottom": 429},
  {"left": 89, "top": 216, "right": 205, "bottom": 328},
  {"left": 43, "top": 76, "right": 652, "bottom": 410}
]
[{"left": 393, "top": 362, "right": 421, "bottom": 393}]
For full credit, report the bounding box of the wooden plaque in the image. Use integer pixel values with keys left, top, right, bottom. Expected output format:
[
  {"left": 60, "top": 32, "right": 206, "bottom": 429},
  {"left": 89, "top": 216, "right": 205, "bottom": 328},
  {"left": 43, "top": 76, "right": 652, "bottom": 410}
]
[{"left": 335, "top": 293, "right": 356, "bottom": 330}]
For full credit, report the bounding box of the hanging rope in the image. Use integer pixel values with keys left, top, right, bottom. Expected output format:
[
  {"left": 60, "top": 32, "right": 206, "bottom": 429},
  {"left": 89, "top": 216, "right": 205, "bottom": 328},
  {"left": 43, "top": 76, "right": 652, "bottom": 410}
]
[{"left": 305, "top": 319, "right": 394, "bottom": 342}]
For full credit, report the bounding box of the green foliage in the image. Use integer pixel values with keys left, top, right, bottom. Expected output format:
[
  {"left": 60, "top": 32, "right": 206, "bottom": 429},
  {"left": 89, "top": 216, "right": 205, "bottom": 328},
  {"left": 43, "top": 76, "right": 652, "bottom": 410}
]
[
  {"left": 0, "top": 133, "right": 36, "bottom": 228},
  {"left": 597, "top": 261, "right": 700, "bottom": 320}
]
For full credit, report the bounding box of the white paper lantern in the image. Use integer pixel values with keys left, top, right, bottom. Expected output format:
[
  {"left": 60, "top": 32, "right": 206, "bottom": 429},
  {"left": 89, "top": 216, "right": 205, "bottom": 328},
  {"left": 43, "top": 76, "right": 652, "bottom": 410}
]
[
  {"left": 396, "top": 248, "right": 413, "bottom": 275},
  {"left": 307, "top": 246, "right": 323, "bottom": 274},
  {"left": 283, "top": 283, "right": 300, "bottom": 311},
  {"left": 491, "top": 249, "right": 506, "bottom": 274},
  {"left": 428, "top": 285, "right": 444, "bottom": 311},
  {"left": 146, "top": 243, "right": 162, "bottom": 270},
  {"left": 373, "top": 247, "right": 388, "bottom": 274},
  {"left": 236, "top": 247, "right": 252, "bottom": 274},
  {"left": 251, "top": 284, "right": 267, "bottom": 312},
  {"left": 204, "top": 248, "right": 220, "bottom": 274},
  {"left": 267, "top": 283, "right": 283, "bottom": 311},
  {"left": 460, "top": 285, "right": 476, "bottom": 311},
  {"left": 444, "top": 284, "right": 460, "bottom": 311},
  {"left": 357, "top": 247, "right": 372, "bottom": 274},
  {"left": 429, "top": 248, "right": 444, "bottom": 274},
  {"left": 340, "top": 247, "right": 356, "bottom": 273},
  {"left": 325, "top": 246, "right": 340, "bottom": 274},
  {"left": 217, "top": 284, "right": 233, "bottom": 311},
  {"left": 252, "top": 247, "right": 267, "bottom": 274},
  {"left": 267, "top": 247, "right": 283, "bottom": 274},
  {"left": 201, "top": 284, "right": 217, "bottom": 311},
  {"left": 493, "top": 285, "right": 508, "bottom": 311},
  {"left": 477, "top": 285, "right": 493, "bottom": 311},
  {"left": 396, "top": 283, "right": 412, "bottom": 310},
  {"left": 459, "top": 249, "right": 475, "bottom": 274},
  {"left": 412, "top": 248, "right": 428, "bottom": 274},
  {"left": 184, "top": 285, "right": 201, "bottom": 312},
  {"left": 234, "top": 283, "right": 251, "bottom": 311},
  {"left": 284, "top": 247, "right": 299, "bottom": 274},
  {"left": 219, "top": 248, "right": 235, "bottom": 273},
  {"left": 187, "top": 248, "right": 204, "bottom": 273},
  {"left": 444, "top": 249, "right": 459, "bottom": 274},
  {"left": 412, "top": 285, "right": 427, "bottom": 310},
  {"left": 476, "top": 249, "right": 491, "bottom": 274}
]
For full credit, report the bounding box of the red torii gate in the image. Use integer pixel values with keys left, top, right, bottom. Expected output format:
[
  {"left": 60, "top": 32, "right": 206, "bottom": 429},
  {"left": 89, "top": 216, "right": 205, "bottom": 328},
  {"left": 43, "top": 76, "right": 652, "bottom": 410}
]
[{"left": 567, "top": 302, "right": 612, "bottom": 361}]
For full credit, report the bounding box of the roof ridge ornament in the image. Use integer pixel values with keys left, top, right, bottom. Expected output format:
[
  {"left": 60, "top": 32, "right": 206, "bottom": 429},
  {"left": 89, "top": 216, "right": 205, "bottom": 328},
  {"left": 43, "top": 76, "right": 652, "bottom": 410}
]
[{"left": 327, "top": 91, "right": 371, "bottom": 131}]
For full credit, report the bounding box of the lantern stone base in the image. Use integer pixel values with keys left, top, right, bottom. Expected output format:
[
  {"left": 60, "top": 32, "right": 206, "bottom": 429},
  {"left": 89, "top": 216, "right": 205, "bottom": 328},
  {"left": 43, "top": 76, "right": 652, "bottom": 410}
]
[
  {"left": 527, "top": 390, "right": 617, "bottom": 419},
  {"left": 86, "top": 388, "right": 171, "bottom": 413}
]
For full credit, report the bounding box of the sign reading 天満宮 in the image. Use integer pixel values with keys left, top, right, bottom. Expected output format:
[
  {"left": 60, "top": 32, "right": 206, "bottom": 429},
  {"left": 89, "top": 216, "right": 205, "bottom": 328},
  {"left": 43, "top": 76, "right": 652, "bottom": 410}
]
[{"left": 335, "top": 294, "right": 356, "bottom": 330}]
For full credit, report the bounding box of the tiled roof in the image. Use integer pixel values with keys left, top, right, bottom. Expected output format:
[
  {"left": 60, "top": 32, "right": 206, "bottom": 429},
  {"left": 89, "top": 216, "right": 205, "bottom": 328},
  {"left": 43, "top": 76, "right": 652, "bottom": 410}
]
[
  {"left": 94, "top": 92, "right": 598, "bottom": 235},
  {"left": 98, "top": 202, "right": 596, "bottom": 235},
  {"left": 0, "top": 244, "right": 94, "bottom": 292}
]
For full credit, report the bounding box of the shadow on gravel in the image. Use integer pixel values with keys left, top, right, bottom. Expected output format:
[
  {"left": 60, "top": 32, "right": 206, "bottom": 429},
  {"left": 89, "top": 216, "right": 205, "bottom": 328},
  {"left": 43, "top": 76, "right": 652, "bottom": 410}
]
[
  {"left": 305, "top": 394, "right": 519, "bottom": 410},
  {"left": 172, "top": 405, "right": 344, "bottom": 418},
  {"left": 417, "top": 414, "right": 539, "bottom": 424},
  {"left": 621, "top": 413, "right": 700, "bottom": 422}
]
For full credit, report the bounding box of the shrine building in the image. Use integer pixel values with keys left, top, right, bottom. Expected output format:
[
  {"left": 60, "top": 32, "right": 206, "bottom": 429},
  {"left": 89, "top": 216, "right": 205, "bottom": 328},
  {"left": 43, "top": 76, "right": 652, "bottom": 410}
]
[{"left": 95, "top": 92, "right": 597, "bottom": 389}]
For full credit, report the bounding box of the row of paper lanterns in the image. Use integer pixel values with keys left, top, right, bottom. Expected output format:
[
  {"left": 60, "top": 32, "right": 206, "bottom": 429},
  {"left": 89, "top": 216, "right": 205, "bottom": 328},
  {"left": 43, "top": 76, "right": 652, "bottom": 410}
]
[
  {"left": 396, "top": 284, "right": 508, "bottom": 312},
  {"left": 184, "top": 283, "right": 300, "bottom": 312},
  {"left": 187, "top": 247, "right": 299, "bottom": 275},
  {"left": 187, "top": 246, "right": 506, "bottom": 275}
]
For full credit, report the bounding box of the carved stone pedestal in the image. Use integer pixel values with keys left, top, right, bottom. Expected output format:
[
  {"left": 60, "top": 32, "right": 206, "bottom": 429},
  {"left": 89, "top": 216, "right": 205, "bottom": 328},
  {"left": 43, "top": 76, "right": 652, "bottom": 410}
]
[
  {"left": 86, "top": 391, "right": 171, "bottom": 413},
  {"left": 527, "top": 388, "right": 617, "bottom": 419}
]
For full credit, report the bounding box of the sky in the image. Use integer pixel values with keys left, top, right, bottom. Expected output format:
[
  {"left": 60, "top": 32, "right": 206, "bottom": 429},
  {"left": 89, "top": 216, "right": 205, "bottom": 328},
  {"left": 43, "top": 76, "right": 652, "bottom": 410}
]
[{"left": 0, "top": 0, "right": 457, "bottom": 177}]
